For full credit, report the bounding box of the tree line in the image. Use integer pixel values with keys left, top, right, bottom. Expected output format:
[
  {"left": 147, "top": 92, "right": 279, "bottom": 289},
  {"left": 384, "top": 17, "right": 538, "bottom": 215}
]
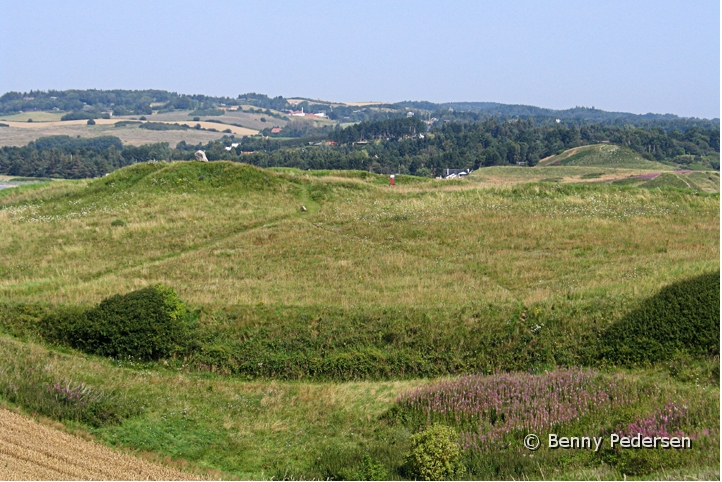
[{"left": 0, "top": 117, "right": 718, "bottom": 179}]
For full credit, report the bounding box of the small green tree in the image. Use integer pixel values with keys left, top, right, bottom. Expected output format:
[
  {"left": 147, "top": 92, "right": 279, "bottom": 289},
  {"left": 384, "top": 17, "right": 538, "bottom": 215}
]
[
  {"left": 406, "top": 424, "right": 464, "bottom": 480},
  {"left": 87, "top": 118, "right": 96, "bottom": 125}
]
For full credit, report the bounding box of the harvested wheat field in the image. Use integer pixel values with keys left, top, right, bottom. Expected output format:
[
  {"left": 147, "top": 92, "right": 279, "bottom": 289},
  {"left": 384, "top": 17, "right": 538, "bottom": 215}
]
[{"left": 0, "top": 408, "right": 201, "bottom": 480}]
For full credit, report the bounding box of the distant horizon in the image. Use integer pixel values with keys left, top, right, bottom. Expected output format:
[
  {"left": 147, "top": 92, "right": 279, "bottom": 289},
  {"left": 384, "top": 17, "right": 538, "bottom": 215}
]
[{"left": 1, "top": 87, "right": 718, "bottom": 120}]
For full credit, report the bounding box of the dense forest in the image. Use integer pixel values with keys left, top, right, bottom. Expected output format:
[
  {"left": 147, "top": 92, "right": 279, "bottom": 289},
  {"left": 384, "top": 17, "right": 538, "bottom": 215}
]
[
  {"left": 0, "top": 116, "right": 718, "bottom": 179},
  {"left": 0, "top": 136, "right": 171, "bottom": 179}
]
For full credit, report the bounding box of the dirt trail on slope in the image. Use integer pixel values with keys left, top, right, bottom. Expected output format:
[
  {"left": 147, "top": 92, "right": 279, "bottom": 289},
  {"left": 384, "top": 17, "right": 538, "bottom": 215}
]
[{"left": 0, "top": 407, "right": 201, "bottom": 480}]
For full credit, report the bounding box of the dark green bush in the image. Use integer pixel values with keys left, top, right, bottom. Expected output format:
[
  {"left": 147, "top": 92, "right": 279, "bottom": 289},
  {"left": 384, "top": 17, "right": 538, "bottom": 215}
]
[
  {"left": 40, "top": 284, "right": 195, "bottom": 361},
  {"left": 600, "top": 271, "right": 720, "bottom": 365}
]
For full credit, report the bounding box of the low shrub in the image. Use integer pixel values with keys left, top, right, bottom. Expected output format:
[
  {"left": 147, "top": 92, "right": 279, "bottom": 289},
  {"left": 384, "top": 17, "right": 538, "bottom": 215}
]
[
  {"left": 40, "top": 284, "right": 196, "bottom": 361},
  {"left": 405, "top": 424, "right": 464, "bottom": 481},
  {"left": 138, "top": 122, "right": 189, "bottom": 131},
  {"left": 599, "top": 271, "right": 720, "bottom": 365}
]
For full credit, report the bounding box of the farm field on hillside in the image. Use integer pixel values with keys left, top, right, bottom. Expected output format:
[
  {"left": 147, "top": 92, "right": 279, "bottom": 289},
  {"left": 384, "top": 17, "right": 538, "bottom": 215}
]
[
  {"left": 0, "top": 111, "right": 66, "bottom": 122},
  {"left": 0, "top": 119, "right": 257, "bottom": 147},
  {"left": 0, "top": 162, "right": 718, "bottom": 479}
]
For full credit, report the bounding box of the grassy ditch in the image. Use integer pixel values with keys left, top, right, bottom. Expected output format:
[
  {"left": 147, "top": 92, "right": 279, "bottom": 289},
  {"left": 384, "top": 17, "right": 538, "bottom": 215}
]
[{"left": 0, "top": 334, "right": 717, "bottom": 479}]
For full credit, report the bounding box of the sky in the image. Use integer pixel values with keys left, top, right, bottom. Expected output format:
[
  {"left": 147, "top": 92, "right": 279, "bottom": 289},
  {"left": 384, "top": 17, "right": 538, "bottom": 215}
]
[{"left": 1, "top": 1, "right": 719, "bottom": 118}]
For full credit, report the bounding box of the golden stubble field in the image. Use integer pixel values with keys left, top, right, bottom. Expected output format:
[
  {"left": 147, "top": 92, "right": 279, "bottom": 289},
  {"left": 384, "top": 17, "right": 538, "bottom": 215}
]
[
  {"left": 0, "top": 407, "right": 202, "bottom": 480},
  {"left": 0, "top": 119, "right": 258, "bottom": 147}
]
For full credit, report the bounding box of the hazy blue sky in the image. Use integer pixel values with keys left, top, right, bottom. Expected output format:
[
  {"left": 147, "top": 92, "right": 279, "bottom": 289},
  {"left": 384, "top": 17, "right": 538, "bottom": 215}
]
[{"left": 1, "top": 1, "right": 719, "bottom": 118}]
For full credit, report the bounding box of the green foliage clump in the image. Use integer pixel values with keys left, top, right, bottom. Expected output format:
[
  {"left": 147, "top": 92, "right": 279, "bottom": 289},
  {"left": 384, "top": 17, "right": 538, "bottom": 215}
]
[
  {"left": 580, "top": 171, "right": 604, "bottom": 179},
  {"left": 40, "top": 284, "right": 195, "bottom": 361},
  {"left": 60, "top": 111, "right": 109, "bottom": 121},
  {"left": 138, "top": 121, "right": 189, "bottom": 131},
  {"left": 600, "top": 271, "right": 720, "bottom": 365},
  {"left": 405, "top": 424, "right": 464, "bottom": 480}
]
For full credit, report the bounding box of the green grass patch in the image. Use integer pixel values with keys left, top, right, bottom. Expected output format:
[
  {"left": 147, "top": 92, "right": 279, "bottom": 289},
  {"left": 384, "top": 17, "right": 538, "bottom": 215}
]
[
  {"left": 542, "top": 144, "right": 670, "bottom": 170},
  {"left": 599, "top": 271, "right": 720, "bottom": 366},
  {"left": 0, "top": 340, "right": 140, "bottom": 426},
  {"left": 580, "top": 171, "right": 605, "bottom": 179},
  {"left": 641, "top": 172, "right": 699, "bottom": 190}
]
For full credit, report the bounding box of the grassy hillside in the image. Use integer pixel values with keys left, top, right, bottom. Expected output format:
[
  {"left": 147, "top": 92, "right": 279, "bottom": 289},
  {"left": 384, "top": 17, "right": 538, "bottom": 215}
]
[
  {"left": 0, "top": 161, "right": 718, "bottom": 479},
  {"left": 1, "top": 161, "right": 717, "bottom": 308},
  {"left": 0, "top": 119, "right": 244, "bottom": 147},
  {"left": 539, "top": 144, "right": 671, "bottom": 169},
  {"left": 471, "top": 162, "right": 719, "bottom": 194}
]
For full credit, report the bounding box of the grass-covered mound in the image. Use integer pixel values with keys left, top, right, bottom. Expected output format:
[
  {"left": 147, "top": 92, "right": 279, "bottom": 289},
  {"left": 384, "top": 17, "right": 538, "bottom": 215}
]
[
  {"left": 640, "top": 172, "right": 698, "bottom": 190},
  {"left": 600, "top": 271, "right": 720, "bottom": 365},
  {"left": 540, "top": 144, "right": 669, "bottom": 169},
  {"left": 40, "top": 284, "right": 196, "bottom": 361},
  {"left": 93, "top": 160, "right": 292, "bottom": 194}
]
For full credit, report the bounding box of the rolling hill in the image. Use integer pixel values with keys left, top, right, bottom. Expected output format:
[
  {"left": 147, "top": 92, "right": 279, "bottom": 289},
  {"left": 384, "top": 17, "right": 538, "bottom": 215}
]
[
  {"left": 538, "top": 143, "right": 670, "bottom": 169},
  {"left": 0, "top": 161, "right": 718, "bottom": 479}
]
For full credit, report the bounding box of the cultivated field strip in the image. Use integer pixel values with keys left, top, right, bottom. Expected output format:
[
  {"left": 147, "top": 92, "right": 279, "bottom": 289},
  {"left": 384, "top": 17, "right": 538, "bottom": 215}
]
[{"left": 0, "top": 408, "right": 201, "bottom": 480}]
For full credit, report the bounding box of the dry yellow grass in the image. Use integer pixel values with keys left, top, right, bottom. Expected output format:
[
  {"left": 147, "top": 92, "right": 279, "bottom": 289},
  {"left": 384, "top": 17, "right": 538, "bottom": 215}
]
[
  {"left": 0, "top": 119, "right": 257, "bottom": 136},
  {"left": 172, "top": 121, "right": 257, "bottom": 136},
  {"left": 342, "top": 101, "right": 387, "bottom": 106},
  {"left": 0, "top": 407, "right": 202, "bottom": 480},
  {"left": 0, "top": 166, "right": 717, "bottom": 310},
  {"left": 0, "top": 121, "right": 258, "bottom": 147},
  {"left": 1, "top": 119, "right": 119, "bottom": 129},
  {"left": 0, "top": 112, "right": 65, "bottom": 122}
]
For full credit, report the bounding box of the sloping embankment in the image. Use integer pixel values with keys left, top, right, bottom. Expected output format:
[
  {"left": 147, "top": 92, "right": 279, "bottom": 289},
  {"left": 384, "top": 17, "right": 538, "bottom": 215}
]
[{"left": 0, "top": 407, "right": 201, "bottom": 480}]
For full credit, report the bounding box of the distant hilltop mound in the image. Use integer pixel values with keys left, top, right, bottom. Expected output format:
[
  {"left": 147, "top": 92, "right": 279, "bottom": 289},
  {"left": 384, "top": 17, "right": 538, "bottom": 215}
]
[{"left": 538, "top": 144, "right": 670, "bottom": 170}]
